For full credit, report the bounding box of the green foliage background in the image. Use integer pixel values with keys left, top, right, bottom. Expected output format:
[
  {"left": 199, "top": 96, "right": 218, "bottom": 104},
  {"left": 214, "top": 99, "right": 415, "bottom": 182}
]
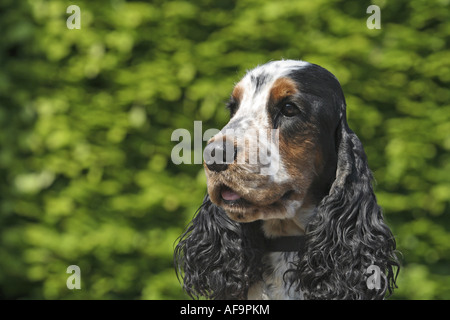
[{"left": 0, "top": 0, "right": 449, "bottom": 299}]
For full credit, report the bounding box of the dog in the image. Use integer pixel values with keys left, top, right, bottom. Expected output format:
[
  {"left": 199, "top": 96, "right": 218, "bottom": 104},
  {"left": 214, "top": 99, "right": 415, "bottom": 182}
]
[{"left": 175, "top": 60, "right": 399, "bottom": 300}]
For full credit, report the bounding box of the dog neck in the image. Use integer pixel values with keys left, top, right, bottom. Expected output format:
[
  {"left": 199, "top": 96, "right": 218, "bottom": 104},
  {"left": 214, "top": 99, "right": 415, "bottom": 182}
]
[{"left": 262, "top": 206, "right": 316, "bottom": 237}]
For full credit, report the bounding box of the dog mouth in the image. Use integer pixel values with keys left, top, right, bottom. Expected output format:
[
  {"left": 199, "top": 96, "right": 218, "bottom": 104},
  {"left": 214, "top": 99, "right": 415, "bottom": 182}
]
[
  {"left": 221, "top": 186, "right": 242, "bottom": 202},
  {"left": 219, "top": 184, "right": 294, "bottom": 208}
]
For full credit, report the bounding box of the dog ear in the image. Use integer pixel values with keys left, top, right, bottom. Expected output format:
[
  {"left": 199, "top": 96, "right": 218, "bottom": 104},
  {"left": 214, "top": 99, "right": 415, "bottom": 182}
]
[
  {"left": 297, "top": 116, "right": 400, "bottom": 299},
  {"left": 174, "top": 194, "right": 263, "bottom": 299}
]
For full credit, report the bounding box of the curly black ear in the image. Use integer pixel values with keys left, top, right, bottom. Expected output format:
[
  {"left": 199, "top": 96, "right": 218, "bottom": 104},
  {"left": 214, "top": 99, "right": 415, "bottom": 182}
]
[
  {"left": 174, "top": 194, "right": 264, "bottom": 299},
  {"left": 297, "top": 117, "right": 400, "bottom": 299}
]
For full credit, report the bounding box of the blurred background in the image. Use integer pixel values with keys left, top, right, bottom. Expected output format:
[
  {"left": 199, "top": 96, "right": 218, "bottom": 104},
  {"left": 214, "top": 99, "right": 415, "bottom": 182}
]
[{"left": 0, "top": 0, "right": 449, "bottom": 299}]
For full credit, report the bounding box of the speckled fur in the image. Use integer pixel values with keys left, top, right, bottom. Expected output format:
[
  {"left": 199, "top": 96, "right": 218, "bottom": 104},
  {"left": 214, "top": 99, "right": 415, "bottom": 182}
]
[{"left": 247, "top": 252, "right": 304, "bottom": 300}]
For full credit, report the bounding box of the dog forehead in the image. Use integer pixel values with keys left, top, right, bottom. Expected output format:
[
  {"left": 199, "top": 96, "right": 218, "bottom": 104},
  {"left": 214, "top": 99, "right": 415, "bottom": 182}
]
[
  {"left": 232, "top": 60, "right": 310, "bottom": 119},
  {"left": 239, "top": 60, "right": 309, "bottom": 98},
  {"left": 245, "top": 60, "right": 310, "bottom": 85}
]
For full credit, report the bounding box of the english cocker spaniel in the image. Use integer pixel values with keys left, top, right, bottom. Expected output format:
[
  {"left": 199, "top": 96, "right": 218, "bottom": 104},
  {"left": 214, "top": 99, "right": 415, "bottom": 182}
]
[{"left": 174, "top": 60, "right": 400, "bottom": 300}]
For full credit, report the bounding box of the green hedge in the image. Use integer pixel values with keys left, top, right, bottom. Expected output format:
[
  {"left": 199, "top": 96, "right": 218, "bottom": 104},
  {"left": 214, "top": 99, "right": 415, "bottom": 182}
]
[{"left": 0, "top": 0, "right": 449, "bottom": 299}]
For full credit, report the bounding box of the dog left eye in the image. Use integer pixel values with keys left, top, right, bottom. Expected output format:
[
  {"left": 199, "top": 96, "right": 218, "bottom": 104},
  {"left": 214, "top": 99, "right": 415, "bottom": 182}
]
[{"left": 280, "top": 103, "right": 300, "bottom": 117}]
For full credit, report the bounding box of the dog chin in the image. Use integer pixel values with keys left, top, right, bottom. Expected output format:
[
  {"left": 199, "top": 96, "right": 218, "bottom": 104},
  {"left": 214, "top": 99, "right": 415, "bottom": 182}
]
[
  {"left": 224, "top": 205, "right": 289, "bottom": 223},
  {"left": 209, "top": 184, "right": 295, "bottom": 222}
]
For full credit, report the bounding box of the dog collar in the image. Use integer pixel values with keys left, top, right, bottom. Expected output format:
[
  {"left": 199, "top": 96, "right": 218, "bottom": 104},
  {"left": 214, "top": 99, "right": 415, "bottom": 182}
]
[{"left": 264, "top": 236, "right": 306, "bottom": 252}]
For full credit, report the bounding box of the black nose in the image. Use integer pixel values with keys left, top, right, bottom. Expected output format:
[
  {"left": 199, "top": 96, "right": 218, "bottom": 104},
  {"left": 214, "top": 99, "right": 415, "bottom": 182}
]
[{"left": 204, "top": 139, "right": 236, "bottom": 172}]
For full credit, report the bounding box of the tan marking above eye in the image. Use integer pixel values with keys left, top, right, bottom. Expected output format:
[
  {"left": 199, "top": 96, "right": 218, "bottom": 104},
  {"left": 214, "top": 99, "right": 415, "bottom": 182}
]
[
  {"left": 269, "top": 77, "right": 298, "bottom": 102},
  {"left": 232, "top": 83, "right": 244, "bottom": 102}
]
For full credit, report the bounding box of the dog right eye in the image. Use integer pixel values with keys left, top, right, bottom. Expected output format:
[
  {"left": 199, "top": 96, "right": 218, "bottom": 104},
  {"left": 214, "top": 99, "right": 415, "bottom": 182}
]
[
  {"left": 280, "top": 103, "right": 300, "bottom": 117},
  {"left": 226, "top": 98, "right": 238, "bottom": 117}
]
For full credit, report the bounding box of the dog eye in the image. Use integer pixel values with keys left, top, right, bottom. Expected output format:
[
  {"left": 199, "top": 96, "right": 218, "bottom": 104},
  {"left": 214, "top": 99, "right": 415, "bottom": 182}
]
[
  {"left": 280, "top": 103, "right": 300, "bottom": 117},
  {"left": 226, "top": 99, "right": 238, "bottom": 117}
]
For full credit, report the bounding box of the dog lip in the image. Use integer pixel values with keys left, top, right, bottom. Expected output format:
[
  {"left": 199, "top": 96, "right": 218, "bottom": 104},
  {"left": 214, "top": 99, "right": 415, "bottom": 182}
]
[
  {"left": 281, "top": 190, "right": 294, "bottom": 200},
  {"left": 218, "top": 184, "right": 294, "bottom": 208}
]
